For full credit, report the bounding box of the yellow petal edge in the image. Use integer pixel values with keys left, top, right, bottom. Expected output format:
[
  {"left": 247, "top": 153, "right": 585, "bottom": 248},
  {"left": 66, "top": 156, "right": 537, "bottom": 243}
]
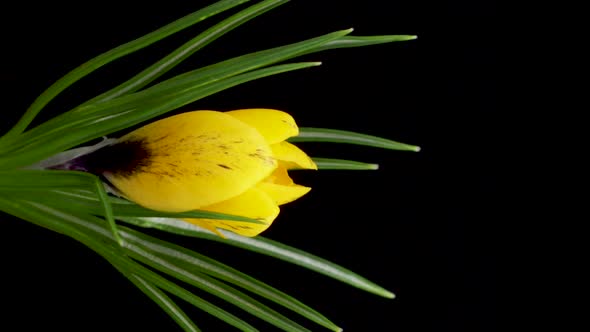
[
  {"left": 185, "top": 187, "right": 279, "bottom": 237},
  {"left": 227, "top": 109, "right": 299, "bottom": 144}
]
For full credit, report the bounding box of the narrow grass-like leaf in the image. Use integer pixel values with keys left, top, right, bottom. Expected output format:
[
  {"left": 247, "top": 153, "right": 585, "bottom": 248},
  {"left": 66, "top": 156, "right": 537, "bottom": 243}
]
[
  {"left": 0, "top": 0, "right": 249, "bottom": 144},
  {"left": 0, "top": 62, "right": 322, "bottom": 170},
  {"left": 3, "top": 186, "right": 333, "bottom": 329},
  {"left": 115, "top": 30, "right": 354, "bottom": 102},
  {"left": 92, "top": 173, "right": 123, "bottom": 246},
  {"left": 1, "top": 170, "right": 393, "bottom": 298},
  {"left": 0, "top": 198, "right": 259, "bottom": 332},
  {"left": 122, "top": 227, "right": 340, "bottom": 331},
  {"left": 84, "top": 0, "right": 289, "bottom": 106},
  {"left": 313, "top": 35, "right": 417, "bottom": 52},
  {"left": 290, "top": 127, "right": 421, "bottom": 152},
  {"left": 110, "top": 256, "right": 259, "bottom": 332},
  {"left": 312, "top": 157, "right": 379, "bottom": 170},
  {"left": 0, "top": 170, "right": 122, "bottom": 244},
  {"left": 199, "top": 229, "right": 396, "bottom": 299},
  {"left": 10, "top": 29, "right": 354, "bottom": 155},
  {"left": 7, "top": 198, "right": 310, "bottom": 331},
  {"left": 118, "top": 34, "right": 414, "bottom": 107},
  {"left": 0, "top": 170, "right": 97, "bottom": 188},
  {"left": 121, "top": 272, "right": 201, "bottom": 332},
  {"left": 8, "top": 188, "right": 335, "bottom": 330},
  {"left": 127, "top": 243, "right": 311, "bottom": 332},
  {"left": 119, "top": 217, "right": 395, "bottom": 299},
  {"left": 5, "top": 31, "right": 414, "bottom": 151}
]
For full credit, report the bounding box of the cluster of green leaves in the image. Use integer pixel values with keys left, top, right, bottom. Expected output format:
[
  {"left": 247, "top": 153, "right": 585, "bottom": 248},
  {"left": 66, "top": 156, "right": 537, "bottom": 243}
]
[{"left": 0, "top": 0, "right": 418, "bottom": 331}]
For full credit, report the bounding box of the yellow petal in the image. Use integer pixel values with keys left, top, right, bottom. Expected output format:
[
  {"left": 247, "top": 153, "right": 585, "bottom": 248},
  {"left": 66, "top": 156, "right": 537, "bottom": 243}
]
[
  {"left": 257, "top": 167, "right": 311, "bottom": 205},
  {"left": 184, "top": 187, "right": 279, "bottom": 237},
  {"left": 104, "top": 111, "right": 277, "bottom": 212},
  {"left": 226, "top": 109, "right": 299, "bottom": 144},
  {"left": 270, "top": 141, "right": 317, "bottom": 170},
  {"left": 263, "top": 165, "right": 295, "bottom": 185}
]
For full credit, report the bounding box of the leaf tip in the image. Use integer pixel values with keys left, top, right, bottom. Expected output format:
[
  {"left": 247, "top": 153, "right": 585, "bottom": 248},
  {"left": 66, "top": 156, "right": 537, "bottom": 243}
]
[{"left": 412, "top": 145, "right": 421, "bottom": 152}]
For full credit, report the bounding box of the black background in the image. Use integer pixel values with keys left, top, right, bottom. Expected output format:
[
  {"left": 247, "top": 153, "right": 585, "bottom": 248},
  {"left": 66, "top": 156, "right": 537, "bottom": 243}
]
[{"left": 1, "top": 1, "right": 496, "bottom": 331}]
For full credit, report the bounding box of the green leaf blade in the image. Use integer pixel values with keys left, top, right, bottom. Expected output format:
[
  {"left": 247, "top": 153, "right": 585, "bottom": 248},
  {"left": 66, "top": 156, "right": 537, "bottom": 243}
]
[
  {"left": 84, "top": 0, "right": 290, "bottom": 105},
  {"left": 119, "top": 217, "right": 395, "bottom": 299},
  {"left": 0, "top": 0, "right": 251, "bottom": 144},
  {"left": 128, "top": 244, "right": 312, "bottom": 332},
  {"left": 315, "top": 35, "right": 417, "bottom": 52},
  {"left": 0, "top": 169, "right": 93, "bottom": 189},
  {"left": 290, "top": 127, "right": 421, "bottom": 152},
  {"left": 3, "top": 28, "right": 354, "bottom": 160},
  {"left": 219, "top": 231, "right": 396, "bottom": 299},
  {"left": 123, "top": 226, "right": 341, "bottom": 331},
  {"left": 312, "top": 157, "right": 379, "bottom": 170},
  {"left": 0, "top": 199, "right": 260, "bottom": 332},
  {"left": 123, "top": 273, "right": 202, "bottom": 332}
]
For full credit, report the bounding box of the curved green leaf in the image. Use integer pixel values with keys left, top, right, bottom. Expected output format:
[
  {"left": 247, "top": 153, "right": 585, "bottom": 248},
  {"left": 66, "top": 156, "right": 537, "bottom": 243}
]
[
  {"left": 0, "top": 0, "right": 250, "bottom": 144},
  {"left": 0, "top": 198, "right": 258, "bottom": 332},
  {"left": 83, "top": 0, "right": 289, "bottom": 105},
  {"left": 123, "top": 226, "right": 341, "bottom": 331},
  {"left": 113, "top": 259, "right": 259, "bottom": 332},
  {"left": 1, "top": 193, "right": 337, "bottom": 330},
  {"left": 122, "top": 272, "right": 202, "bottom": 332},
  {"left": 119, "top": 216, "right": 395, "bottom": 299},
  {"left": 128, "top": 244, "right": 311, "bottom": 332},
  {"left": 311, "top": 157, "right": 379, "bottom": 170},
  {"left": 313, "top": 35, "right": 417, "bottom": 52},
  {"left": 0, "top": 169, "right": 122, "bottom": 245},
  {"left": 290, "top": 127, "right": 420, "bottom": 152},
  {"left": 9, "top": 28, "right": 353, "bottom": 157}
]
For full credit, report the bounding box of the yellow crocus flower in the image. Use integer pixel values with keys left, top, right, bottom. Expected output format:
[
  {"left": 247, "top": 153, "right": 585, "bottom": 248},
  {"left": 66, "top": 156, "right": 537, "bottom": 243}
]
[{"left": 83, "top": 109, "right": 316, "bottom": 237}]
